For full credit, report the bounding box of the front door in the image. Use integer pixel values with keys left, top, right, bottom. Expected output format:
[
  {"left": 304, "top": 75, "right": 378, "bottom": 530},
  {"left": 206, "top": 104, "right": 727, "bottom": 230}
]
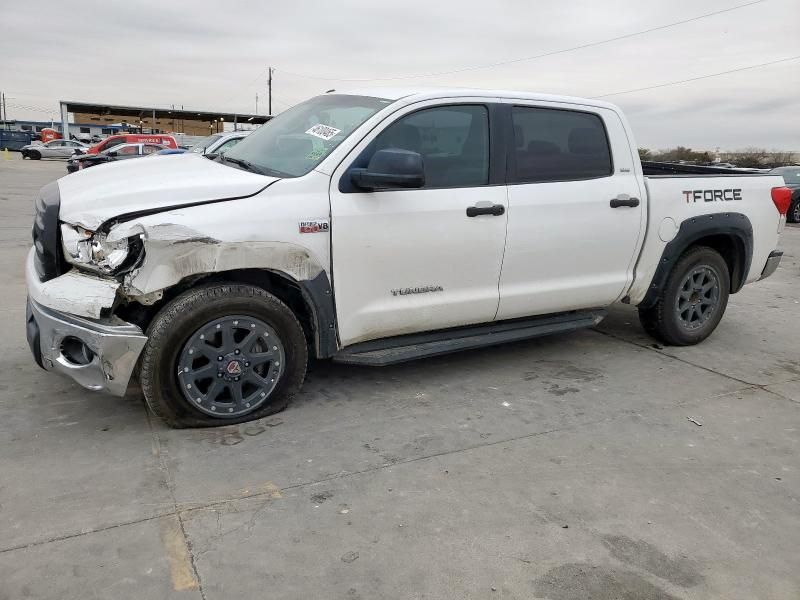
[
  {"left": 330, "top": 102, "right": 508, "bottom": 346},
  {"left": 496, "top": 102, "right": 645, "bottom": 320}
]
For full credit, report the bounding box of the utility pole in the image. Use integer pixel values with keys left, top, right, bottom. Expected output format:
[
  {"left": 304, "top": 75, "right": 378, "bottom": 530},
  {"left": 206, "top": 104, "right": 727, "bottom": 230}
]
[
  {"left": 267, "top": 67, "right": 273, "bottom": 116},
  {"left": 1, "top": 92, "right": 5, "bottom": 125},
  {"left": 255, "top": 93, "right": 259, "bottom": 115}
]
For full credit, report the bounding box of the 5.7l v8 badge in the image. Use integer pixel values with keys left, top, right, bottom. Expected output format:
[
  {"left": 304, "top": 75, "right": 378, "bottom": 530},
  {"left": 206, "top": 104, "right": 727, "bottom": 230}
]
[{"left": 299, "top": 219, "right": 330, "bottom": 234}]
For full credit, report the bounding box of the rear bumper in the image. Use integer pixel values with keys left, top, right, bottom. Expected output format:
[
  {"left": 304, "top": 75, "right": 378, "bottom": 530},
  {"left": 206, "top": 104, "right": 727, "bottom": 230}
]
[
  {"left": 26, "top": 297, "right": 147, "bottom": 397},
  {"left": 759, "top": 250, "right": 783, "bottom": 280}
]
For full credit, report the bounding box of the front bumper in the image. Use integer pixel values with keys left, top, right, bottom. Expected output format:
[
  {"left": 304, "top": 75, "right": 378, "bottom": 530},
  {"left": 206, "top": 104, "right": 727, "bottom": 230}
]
[
  {"left": 25, "top": 247, "right": 146, "bottom": 397},
  {"left": 759, "top": 250, "right": 783, "bottom": 280},
  {"left": 26, "top": 298, "right": 147, "bottom": 397}
]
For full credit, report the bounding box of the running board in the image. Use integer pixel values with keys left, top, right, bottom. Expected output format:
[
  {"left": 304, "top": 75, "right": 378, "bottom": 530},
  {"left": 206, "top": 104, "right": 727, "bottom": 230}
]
[{"left": 333, "top": 309, "right": 607, "bottom": 366}]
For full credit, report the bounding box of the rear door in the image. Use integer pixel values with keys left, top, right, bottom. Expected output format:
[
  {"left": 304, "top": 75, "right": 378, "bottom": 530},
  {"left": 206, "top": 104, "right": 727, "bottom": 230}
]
[
  {"left": 330, "top": 100, "right": 508, "bottom": 346},
  {"left": 40, "top": 141, "right": 63, "bottom": 158},
  {"left": 496, "top": 101, "right": 645, "bottom": 319},
  {"left": 59, "top": 141, "right": 83, "bottom": 157}
]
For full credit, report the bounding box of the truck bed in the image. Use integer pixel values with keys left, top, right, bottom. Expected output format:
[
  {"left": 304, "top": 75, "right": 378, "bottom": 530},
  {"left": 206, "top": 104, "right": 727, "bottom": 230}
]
[
  {"left": 642, "top": 161, "right": 766, "bottom": 177},
  {"left": 628, "top": 169, "right": 786, "bottom": 306}
]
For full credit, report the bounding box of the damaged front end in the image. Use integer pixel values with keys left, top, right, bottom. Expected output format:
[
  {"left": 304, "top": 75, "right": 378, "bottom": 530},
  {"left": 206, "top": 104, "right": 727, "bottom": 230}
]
[
  {"left": 26, "top": 172, "right": 329, "bottom": 396},
  {"left": 26, "top": 248, "right": 147, "bottom": 397},
  {"left": 60, "top": 223, "right": 145, "bottom": 277},
  {"left": 26, "top": 183, "right": 149, "bottom": 397}
]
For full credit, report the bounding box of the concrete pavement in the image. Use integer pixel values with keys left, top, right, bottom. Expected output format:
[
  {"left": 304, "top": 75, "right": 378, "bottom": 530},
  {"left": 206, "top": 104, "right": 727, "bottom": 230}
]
[{"left": 1, "top": 153, "right": 798, "bottom": 599}]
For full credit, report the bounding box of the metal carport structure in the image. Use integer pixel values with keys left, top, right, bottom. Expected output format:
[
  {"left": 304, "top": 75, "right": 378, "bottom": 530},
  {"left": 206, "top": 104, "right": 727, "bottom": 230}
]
[{"left": 58, "top": 101, "right": 271, "bottom": 138}]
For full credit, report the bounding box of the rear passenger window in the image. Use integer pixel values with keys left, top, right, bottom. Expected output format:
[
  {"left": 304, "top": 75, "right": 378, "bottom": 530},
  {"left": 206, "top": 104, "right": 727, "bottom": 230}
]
[
  {"left": 371, "top": 105, "right": 489, "bottom": 188},
  {"left": 510, "top": 107, "right": 612, "bottom": 183}
]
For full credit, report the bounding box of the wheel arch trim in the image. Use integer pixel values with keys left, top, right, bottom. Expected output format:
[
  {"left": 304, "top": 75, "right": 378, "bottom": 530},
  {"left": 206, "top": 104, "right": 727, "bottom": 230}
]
[
  {"left": 639, "top": 212, "right": 753, "bottom": 309},
  {"left": 156, "top": 268, "right": 339, "bottom": 360},
  {"left": 270, "top": 269, "right": 339, "bottom": 359}
]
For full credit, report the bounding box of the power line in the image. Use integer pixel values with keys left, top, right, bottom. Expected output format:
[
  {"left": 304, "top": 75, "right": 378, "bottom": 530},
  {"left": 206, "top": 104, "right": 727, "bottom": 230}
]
[
  {"left": 216, "top": 70, "right": 269, "bottom": 108},
  {"left": 592, "top": 54, "right": 800, "bottom": 98},
  {"left": 276, "top": 0, "right": 769, "bottom": 82},
  {"left": 6, "top": 102, "right": 53, "bottom": 113}
]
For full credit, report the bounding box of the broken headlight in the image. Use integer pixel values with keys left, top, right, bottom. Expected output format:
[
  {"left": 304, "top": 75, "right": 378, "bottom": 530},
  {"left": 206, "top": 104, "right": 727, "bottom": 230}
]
[{"left": 61, "top": 224, "right": 143, "bottom": 275}]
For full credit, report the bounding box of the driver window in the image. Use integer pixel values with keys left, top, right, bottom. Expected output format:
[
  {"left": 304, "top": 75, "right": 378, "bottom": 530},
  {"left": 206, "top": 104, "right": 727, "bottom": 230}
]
[{"left": 370, "top": 105, "right": 489, "bottom": 188}]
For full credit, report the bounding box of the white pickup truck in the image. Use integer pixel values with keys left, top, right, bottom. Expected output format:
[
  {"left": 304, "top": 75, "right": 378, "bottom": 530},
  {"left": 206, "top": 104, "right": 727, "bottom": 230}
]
[{"left": 26, "top": 88, "right": 792, "bottom": 427}]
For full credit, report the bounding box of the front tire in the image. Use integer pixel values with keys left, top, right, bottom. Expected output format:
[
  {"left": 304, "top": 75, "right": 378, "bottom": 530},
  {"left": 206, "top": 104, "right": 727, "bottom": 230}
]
[
  {"left": 638, "top": 246, "right": 730, "bottom": 346},
  {"left": 29, "top": 150, "right": 41, "bottom": 160},
  {"left": 139, "top": 284, "right": 308, "bottom": 428}
]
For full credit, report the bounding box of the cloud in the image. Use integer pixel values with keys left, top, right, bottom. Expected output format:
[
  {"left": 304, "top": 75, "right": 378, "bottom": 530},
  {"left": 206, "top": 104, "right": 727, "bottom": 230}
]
[{"left": 2, "top": 0, "right": 798, "bottom": 149}]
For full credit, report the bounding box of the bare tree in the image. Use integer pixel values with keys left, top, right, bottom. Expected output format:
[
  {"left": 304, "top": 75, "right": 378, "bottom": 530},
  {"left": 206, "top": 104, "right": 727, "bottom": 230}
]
[
  {"left": 651, "top": 146, "right": 712, "bottom": 164},
  {"left": 732, "top": 147, "right": 770, "bottom": 168}
]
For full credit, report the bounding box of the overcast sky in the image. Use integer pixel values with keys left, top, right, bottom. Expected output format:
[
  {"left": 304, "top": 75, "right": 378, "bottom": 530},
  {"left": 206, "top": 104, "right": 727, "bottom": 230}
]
[{"left": 1, "top": 0, "right": 798, "bottom": 150}]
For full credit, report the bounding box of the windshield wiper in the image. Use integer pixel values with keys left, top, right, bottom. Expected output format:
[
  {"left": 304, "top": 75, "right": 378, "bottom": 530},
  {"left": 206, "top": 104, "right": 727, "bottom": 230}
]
[
  {"left": 221, "top": 155, "right": 265, "bottom": 174},
  {"left": 218, "top": 155, "right": 292, "bottom": 178}
]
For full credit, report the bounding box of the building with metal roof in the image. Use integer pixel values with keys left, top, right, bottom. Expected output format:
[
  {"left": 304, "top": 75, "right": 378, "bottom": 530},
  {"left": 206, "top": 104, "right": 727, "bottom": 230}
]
[{"left": 58, "top": 101, "right": 271, "bottom": 138}]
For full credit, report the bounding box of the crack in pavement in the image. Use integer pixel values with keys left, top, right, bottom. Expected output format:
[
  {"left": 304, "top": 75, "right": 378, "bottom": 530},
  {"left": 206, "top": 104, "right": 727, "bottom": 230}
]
[
  {"left": 0, "top": 413, "right": 611, "bottom": 554},
  {"left": 146, "top": 410, "right": 207, "bottom": 600},
  {"left": 593, "top": 328, "right": 800, "bottom": 404},
  {"left": 3, "top": 328, "right": 793, "bottom": 558}
]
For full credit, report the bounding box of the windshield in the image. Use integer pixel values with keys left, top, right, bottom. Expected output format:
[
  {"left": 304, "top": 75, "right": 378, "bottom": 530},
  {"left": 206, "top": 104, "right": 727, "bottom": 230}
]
[
  {"left": 773, "top": 167, "right": 800, "bottom": 184},
  {"left": 189, "top": 134, "right": 222, "bottom": 154},
  {"left": 223, "top": 94, "right": 392, "bottom": 177}
]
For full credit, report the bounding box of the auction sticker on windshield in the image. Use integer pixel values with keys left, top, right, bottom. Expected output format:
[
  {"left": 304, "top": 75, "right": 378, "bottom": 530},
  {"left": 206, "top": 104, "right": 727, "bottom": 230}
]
[{"left": 305, "top": 124, "right": 341, "bottom": 140}]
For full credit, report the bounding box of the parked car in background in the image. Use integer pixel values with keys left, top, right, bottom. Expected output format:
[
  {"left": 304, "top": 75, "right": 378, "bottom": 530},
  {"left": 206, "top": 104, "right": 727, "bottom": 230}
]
[
  {"left": 157, "top": 131, "right": 252, "bottom": 156},
  {"left": 189, "top": 131, "right": 252, "bottom": 155},
  {"left": 86, "top": 134, "right": 177, "bottom": 155},
  {"left": 66, "top": 142, "right": 167, "bottom": 173},
  {"left": 20, "top": 139, "right": 88, "bottom": 160},
  {"left": 770, "top": 165, "right": 800, "bottom": 222}
]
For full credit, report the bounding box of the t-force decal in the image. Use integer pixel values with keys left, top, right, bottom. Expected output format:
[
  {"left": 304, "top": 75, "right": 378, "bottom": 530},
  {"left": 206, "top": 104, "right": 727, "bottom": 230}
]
[
  {"left": 682, "top": 189, "right": 742, "bottom": 203},
  {"left": 299, "top": 220, "right": 330, "bottom": 234}
]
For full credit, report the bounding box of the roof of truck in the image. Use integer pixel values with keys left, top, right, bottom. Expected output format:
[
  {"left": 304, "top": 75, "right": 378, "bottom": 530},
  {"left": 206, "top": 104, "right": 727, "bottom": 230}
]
[{"left": 341, "top": 87, "right": 620, "bottom": 111}]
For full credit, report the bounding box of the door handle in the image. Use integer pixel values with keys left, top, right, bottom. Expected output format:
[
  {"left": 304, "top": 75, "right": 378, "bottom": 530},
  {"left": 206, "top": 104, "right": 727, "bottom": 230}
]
[
  {"left": 610, "top": 196, "right": 640, "bottom": 208},
  {"left": 466, "top": 204, "right": 505, "bottom": 217}
]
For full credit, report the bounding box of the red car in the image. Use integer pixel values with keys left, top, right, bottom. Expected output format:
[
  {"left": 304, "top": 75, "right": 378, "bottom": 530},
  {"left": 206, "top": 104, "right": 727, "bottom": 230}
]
[{"left": 86, "top": 134, "right": 177, "bottom": 154}]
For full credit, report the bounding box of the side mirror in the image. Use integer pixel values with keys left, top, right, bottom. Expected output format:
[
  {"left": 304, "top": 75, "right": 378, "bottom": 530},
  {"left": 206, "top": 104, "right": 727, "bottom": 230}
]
[
  {"left": 107, "top": 150, "right": 118, "bottom": 157},
  {"left": 351, "top": 148, "right": 425, "bottom": 190}
]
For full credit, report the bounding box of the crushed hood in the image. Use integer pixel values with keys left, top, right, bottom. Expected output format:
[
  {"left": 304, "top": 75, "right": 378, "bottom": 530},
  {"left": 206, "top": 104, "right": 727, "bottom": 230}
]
[{"left": 57, "top": 153, "right": 276, "bottom": 230}]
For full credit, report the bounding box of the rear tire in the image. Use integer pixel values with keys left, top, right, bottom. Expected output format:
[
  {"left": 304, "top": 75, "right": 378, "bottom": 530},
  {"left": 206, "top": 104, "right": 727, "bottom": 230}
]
[
  {"left": 638, "top": 246, "right": 730, "bottom": 346},
  {"left": 139, "top": 284, "right": 307, "bottom": 428}
]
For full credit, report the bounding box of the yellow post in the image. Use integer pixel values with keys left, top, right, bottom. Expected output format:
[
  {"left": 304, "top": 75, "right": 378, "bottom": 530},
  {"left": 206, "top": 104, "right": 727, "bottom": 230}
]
[{"left": 2, "top": 148, "right": 9, "bottom": 160}]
